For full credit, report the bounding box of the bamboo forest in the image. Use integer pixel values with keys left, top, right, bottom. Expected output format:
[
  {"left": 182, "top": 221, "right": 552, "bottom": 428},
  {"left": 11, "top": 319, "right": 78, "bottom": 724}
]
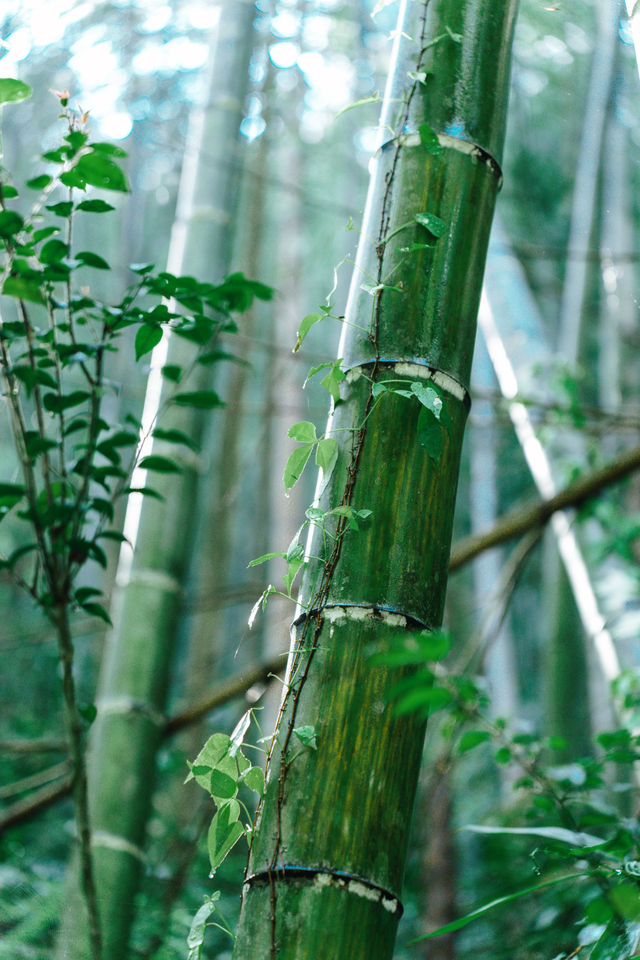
[{"left": 4, "top": 0, "right": 640, "bottom": 957}]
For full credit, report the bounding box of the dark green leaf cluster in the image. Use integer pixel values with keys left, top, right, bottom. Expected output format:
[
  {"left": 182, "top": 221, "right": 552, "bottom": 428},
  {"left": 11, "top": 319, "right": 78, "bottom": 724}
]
[
  {"left": 186, "top": 719, "right": 265, "bottom": 878},
  {"left": 0, "top": 91, "right": 272, "bottom": 621}
]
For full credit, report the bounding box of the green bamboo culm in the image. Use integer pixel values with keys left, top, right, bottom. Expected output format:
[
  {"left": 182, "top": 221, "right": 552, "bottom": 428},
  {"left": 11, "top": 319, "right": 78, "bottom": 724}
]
[{"left": 233, "top": 0, "right": 519, "bottom": 957}]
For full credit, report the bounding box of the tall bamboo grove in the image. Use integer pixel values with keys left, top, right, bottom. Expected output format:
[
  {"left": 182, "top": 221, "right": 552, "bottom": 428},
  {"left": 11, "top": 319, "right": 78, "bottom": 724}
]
[{"left": 233, "top": 0, "right": 519, "bottom": 957}]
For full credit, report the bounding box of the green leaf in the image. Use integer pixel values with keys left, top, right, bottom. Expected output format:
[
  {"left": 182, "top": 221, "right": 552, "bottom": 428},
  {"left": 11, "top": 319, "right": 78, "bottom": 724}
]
[
  {"left": 288, "top": 421, "right": 317, "bottom": 443},
  {"left": 46, "top": 201, "right": 73, "bottom": 217},
  {"left": 609, "top": 883, "right": 640, "bottom": 921},
  {"left": 210, "top": 769, "right": 238, "bottom": 800},
  {"left": 393, "top": 685, "right": 452, "bottom": 716},
  {"left": 186, "top": 899, "right": 215, "bottom": 954},
  {"left": 248, "top": 551, "right": 287, "bottom": 567},
  {"left": 161, "top": 364, "right": 182, "bottom": 383},
  {"left": 33, "top": 226, "right": 59, "bottom": 242},
  {"left": 229, "top": 709, "right": 252, "bottom": 758},
  {"left": 198, "top": 349, "right": 248, "bottom": 368},
  {"left": 43, "top": 390, "right": 90, "bottom": 413},
  {"left": 320, "top": 361, "right": 346, "bottom": 403},
  {"left": 458, "top": 730, "right": 492, "bottom": 754},
  {"left": 283, "top": 555, "right": 304, "bottom": 595},
  {"left": 293, "top": 725, "right": 318, "bottom": 750},
  {"left": 90, "top": 141, "right": 128, "bottom": 158},
  {"left": 39, "top": 239, "right": 69, "bottom": 264},
  {"left": 243, "top": 766, "right": 264, "bottom": 797},
  {"left": 152, "top": 427, "right": 199, "bottom": 451},
  {"left": 173, "top": 390, "right": 224, "bottom": 409},
  {"left": 1, "top": 185, "right": 18, "bottom": 198},
  {"left": 207, "top": 801, "right": 244, "bottom": 873},
  {"left": 75, "top": 587, "right": 102, "bottom": 604},
  {"left": 417, "top": 407, "right": 444, "bottom": 463},
  {"left": 135, "top": 324, "right": 163, "bottom": 360},
  {"left": 26, "top": 174, "right": 52, "bottom": 190},
  {"left": 24, "top": 432, "right": 57, "bottom": 459},
  {"left": 411, "top": 382, "right": 444, "bottom": 418},
  {"left": 415, "top": 212, "right": 447, "bottom": 239},
  {"left": 75, "top": 250, "right": 110, "bottom": 270},
  {"left": 590, "top": 916, "right": 640, "bottom": 959},
  {"left": 80, "top": 602, "right": 113, "bottom": 626},
  {"left": 294, "top": 313, "right": 323, "bottom": 352},
  {"left": 335, "top": 93, "right": 382, "bottom": 119},
  {"left": 139, "top": 455, "right": 181, "bottom": 474},
  {"left": 2, "top": 275, "right": 44, "bottom": 304},
  {"left": 78, "top": 703, "right": 97, "bottom": 725},
  {"left": 0, "top": 209, "right": 24, "bottom": 238},
  {"left": 465, "top": 824, "right": 605, "bottom": 848},
  {"left": 189, "top": 733, "right": 231, "bottom": 781},
  {"left": 283, "top": 444, "right": 313, "bottom": 492},
  {"left": 315, "top": 437, "right": 338, "bottom": 475},
  {"left": 411, "top": 873, "right": 592, "bottom": 941},
  {"left": 0, "top": 482, "right": 26, "bottom": 508},
  {"left": 74, "top": 152, "right": 129, "bottom": 192},
  {"left": 418, "top": 123, "right": 443, "bottom": 157},
  {"left": 0, "top": 79, "right": 31, "bottom": 104},
  {"left": 586, "top": 898, "right": 614, "bottom": 925},
  {"left": 75, "top": 199, "right": 115, "bottom": 212}
]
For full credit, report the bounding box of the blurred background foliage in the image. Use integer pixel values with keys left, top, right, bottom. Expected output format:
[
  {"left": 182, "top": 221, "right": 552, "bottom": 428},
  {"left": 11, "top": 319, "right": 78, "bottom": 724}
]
[{"left": 2, "top": 0, "right": 640, "bottom": 957}]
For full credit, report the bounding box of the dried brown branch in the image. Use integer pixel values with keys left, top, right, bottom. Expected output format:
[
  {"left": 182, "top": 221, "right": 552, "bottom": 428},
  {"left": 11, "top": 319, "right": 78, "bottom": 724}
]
[{"left": 450, "top": 445, "right": 640, "bottom": 572}]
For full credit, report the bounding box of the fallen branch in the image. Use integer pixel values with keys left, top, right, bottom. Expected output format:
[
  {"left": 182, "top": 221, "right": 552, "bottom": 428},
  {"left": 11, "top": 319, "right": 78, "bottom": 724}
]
[
  {"left": 450, "top": 445, "right": 640, "bottom": 572},
  {"left": 0, "top": 760, "right": 71, "bottom": 801},
  {"left": 164, "top": 650, "right": 288, "bottom": 736}
]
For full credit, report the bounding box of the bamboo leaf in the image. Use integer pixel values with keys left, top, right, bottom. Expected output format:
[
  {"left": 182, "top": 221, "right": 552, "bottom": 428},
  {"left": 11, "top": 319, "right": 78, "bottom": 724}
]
[
  {"left": 173, "top": 390, "right": 224, "bottom": 409},
  {"left": 465, "top": 824, "right": 605, "bottom": 848},
  {"left": 152, "top": 427, "right": 199, "bottom": 451},
  {"left": 411, "top": 874, "right": 592, "bottom": 941},
  {"left": 139, "top": 455, "right": 181, "bottom": 474}
]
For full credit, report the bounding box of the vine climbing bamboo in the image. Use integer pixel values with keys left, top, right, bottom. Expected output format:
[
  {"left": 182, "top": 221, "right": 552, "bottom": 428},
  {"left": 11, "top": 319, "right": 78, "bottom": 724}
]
[{"left": 232, "top": 0, "right": 519, "bottom": 957}]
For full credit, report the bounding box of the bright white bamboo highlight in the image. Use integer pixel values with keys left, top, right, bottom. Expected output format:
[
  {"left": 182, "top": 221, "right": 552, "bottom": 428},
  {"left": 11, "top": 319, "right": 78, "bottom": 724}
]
[{"left": 478, "top": 290, "right": 621, "bottom": 682}]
